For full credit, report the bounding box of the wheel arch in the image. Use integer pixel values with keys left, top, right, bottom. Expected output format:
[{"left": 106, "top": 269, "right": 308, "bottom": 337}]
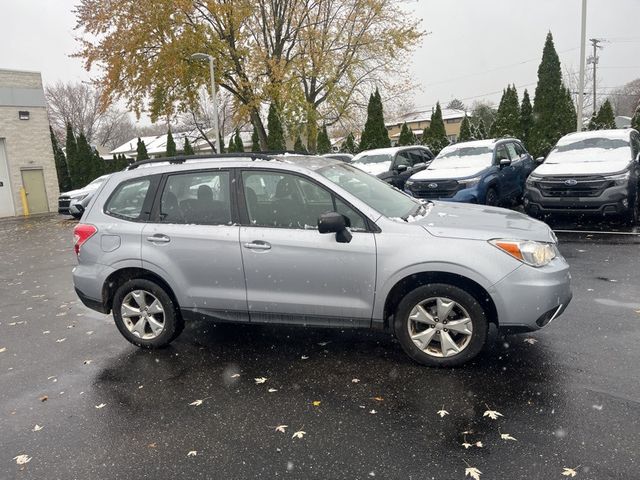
[
  {"left": 382, "top": 271, "right": 498, "bottom": 330},
  {"left": 102, "top": 267, "right": 181, "bottom": 316}
]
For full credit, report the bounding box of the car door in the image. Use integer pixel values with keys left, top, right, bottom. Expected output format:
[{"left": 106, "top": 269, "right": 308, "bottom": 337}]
[
  {"left": 505, "top": 142, "right": 525, "bottom": 197},
  {"left": 238, "top": 169, "right": 376, "bottom": 326},
  {"left": 390, "top": 150, "right": 414, "bottom": 189},
  {"left": 141, "top": 169, "right": 248, "bottom": 322},
  {"left": 494, "top": 143, "right": 517, "bottom": 201}
]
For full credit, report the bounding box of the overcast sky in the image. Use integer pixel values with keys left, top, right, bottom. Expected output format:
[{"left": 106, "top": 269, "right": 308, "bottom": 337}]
[{"left": 2, "top": 0, "right": 639, "bottom": 118}]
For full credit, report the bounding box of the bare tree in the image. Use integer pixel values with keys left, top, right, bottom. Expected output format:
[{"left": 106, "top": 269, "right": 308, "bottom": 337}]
[
  {"left": 607, "top": 78, "right": 640, "bottom": 117},
  {"left": 564, "top": 66, "right": 595, "bottom": 118},
  {"left": 96, "top": 109, "right": 136, "bottom": 149},
  {"left": 45, "top": 81, "right": 104, "bottom": 142}
]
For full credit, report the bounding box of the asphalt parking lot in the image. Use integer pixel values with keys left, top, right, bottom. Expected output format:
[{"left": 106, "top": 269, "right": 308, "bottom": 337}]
[{"left": 1, "top": 214, "right": 639, "bottom": 480}]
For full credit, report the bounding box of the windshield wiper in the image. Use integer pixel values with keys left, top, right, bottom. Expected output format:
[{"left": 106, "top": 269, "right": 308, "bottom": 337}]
[{"left": 401, "top": 201, "right": 430, "bottom": 221}]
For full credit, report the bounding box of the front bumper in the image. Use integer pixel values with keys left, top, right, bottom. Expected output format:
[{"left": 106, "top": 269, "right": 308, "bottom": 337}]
[
  {"left": 489, "top": 255, "right": 572, "bottom": 333},
  {"left": 524, "top": 184, "right": 632, "bottom": 216}
]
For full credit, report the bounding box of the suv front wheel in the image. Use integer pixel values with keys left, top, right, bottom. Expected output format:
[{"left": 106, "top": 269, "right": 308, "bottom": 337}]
[
  {"left": 394, "top": 284, "right": 488, "bottom": 367},
  {"left": 112, "top": 278, "right": 183, "bottom": 348}
]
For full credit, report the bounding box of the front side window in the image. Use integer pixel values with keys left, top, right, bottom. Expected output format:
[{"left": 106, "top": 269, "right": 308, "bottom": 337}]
[
  {"left": 159, "top": 171, "right": 231, "bottom": 225},
  {"left": 506, "top": 143, "right": 519, "bottom": 160},
  {"left": 105, "top": 178, "right": 151, "bottom": 220},
  {"left": 394, "top": 151, "right": 413, "bottom": 168},
  {"left": 495, "top": 144, "right": 510, "bottom": 162}
]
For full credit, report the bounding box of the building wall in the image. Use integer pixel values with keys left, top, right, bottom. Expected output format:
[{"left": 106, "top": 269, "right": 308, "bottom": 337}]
[
  {"left": 0, "top": 69, "right": 58, "bottom": 216},
  {"left": 387, "top": 118, "right": 463, "bottom": 144}
]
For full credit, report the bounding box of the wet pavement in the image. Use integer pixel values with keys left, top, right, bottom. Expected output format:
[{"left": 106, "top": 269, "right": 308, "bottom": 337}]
[{"left": 1, "top": 214, "right": 639, "bottom": 479}]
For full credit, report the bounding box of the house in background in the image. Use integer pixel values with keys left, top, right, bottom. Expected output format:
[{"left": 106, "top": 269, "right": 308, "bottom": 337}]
[
  {"left": 386, "top": 108, "right": 467, "bottom": 145},
  {"left": 110, "top": 128, "right": 255, "bottom": 160},
  {"left": 0, "top": 68, "right": 58, "bottom": 217}
]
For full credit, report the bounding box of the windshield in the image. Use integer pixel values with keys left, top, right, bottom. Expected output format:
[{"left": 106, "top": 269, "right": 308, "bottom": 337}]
[
  {"left": 429, "top": 146, "right": 493, "bottom": 169},
  {"left": 87, "top": 175, "right": 108, "bottom": 187},
  {"left": 353, "top": 153, "right": 393, "bottom": 164},
  {"left": 317, "top": 163, "right": 420, "bottom": 218},
  {"left": 547, "top": 137, "right": 630, "bottom": 162}
]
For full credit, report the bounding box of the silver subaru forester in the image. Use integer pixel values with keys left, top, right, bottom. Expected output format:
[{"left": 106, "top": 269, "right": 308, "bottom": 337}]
[{"left": 72, "top": 154, "right": 571, "bottom": 367}]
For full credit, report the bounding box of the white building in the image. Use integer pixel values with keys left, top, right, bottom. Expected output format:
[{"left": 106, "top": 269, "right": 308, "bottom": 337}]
[{"left": 0, "top": 69, "right": 59, "bottom": 217}]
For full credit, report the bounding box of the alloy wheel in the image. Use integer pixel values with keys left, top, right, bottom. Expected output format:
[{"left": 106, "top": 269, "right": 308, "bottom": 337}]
[
  {"left": 407, "top": 297, "right": 473, "bottom": 357},
  {"left": 121, "top": 290, "right": 165, "bottom": 340}
]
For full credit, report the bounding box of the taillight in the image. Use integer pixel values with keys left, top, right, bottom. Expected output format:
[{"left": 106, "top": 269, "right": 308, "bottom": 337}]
[{"left": 73, "top": 223, "right": 97, "bottom": 256}]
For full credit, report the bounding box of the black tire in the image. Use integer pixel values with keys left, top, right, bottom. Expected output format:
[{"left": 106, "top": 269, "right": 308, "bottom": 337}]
[
  {"left": 112, "top": 278, "right": 183, "bottom": 348},
  {"left": 394, "top": 283, "right": 489, "bottom": 367},
  {"left": 485, "top": 187, "right": 499, "bottom": 206}
]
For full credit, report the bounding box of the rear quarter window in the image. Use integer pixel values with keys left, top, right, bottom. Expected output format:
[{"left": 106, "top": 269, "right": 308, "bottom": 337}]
[{"left": 105, "top": 178, "right": 152, "bottom": 221}]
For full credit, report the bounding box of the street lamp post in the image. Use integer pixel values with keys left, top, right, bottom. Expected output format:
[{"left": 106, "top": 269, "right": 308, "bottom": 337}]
[
  {"left": 577, "top": 0, "right": 588, "bottom": 131},
  {"left": 190, "top": 53, "right": 221, "bottom": 154}
]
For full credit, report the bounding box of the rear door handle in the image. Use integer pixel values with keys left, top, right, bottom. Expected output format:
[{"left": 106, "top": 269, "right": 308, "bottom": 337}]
[
  {"left": 146, "top": 234, "right": 171, "bottom": 244},
  {"left": 243, "top": 241, "right": 271, "bottom": 250}
]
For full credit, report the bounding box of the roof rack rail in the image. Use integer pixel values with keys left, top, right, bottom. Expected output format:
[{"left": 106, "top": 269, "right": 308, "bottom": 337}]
[
  {"left": 125, "top": 151, "right": 313, "bottom": 170},
  {"left": 126, "top": 153, "right": 276, "bottom": 170}
]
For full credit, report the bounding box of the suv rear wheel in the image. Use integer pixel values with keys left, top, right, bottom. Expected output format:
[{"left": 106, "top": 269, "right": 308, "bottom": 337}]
[
  {"left": 394, "top": 284, "right": 488, "bottom": 367},
  {"left": 112, "top": 279, "right": 183, "bottom": 348}
]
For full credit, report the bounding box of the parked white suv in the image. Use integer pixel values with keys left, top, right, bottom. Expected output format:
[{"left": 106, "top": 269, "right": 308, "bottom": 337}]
[
  {"left": 58, "top": 174, "right": 111, "bottom": 218},
  {"left": 72, "top": 154, "right": 571, "bottom": 367}
]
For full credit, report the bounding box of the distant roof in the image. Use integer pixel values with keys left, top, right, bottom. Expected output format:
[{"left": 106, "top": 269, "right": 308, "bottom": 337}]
[
  {"left": 386, "top": 108, "right": 467, "bottom": 127},
  {"left": 557, "top": 129, "right": 633, "bottom": 146}
]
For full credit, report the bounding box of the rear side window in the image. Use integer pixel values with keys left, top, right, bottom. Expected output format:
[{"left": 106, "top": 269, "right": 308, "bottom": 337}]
[
  {"left": 159, "top": 171, "right": 231, "bottom": 225},
  {"left": 105, "top": 178, "right": 151, "bottom": 220}
]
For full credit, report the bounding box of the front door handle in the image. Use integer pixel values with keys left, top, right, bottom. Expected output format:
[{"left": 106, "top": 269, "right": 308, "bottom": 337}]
[
  {"left": 243, "top": 241, "right": 271, "bottom": 250},
  {"left": 146, "top": 234, "right": 171, "bottom": 244}
]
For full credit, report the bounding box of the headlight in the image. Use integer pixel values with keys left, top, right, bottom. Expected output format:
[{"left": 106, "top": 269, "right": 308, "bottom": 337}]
[
  {"left": 460, "top": 176, "right": 481, "bottom": 188},
  {"left": 490, "top": 239, "right": 558, "bottom": 267},
  {"left": 603, "top": 171, "right": 630, "bottom": 186},
  {"left": 405, "top": 180, "right": 414, "bottom": 187},
  {"left": 70, "top": 194, "right": 87, "bottom": 201},
  {"left": 526, "top": 175, "right": 540, "bottom": 185}
]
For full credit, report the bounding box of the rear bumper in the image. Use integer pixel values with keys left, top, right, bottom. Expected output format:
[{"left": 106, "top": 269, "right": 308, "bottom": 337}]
[
  {"left": 524, "top": 184, "right": 632, "bottom": 216},
  {"left": 75, "top": 287, "right": 108, "bottom": 313},
  {"left": 72, "top": 263, "right": 114, "bottom": 313},
  {"left": 490, "top": 256, "right": 572, "bottom": 332}
]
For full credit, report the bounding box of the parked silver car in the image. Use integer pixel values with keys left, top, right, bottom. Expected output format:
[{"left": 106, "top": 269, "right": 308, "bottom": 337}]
[
  {"left": 58, "top": 174, "right": 111, "bottom": 217},
  {"left": 72, "top": 154, "right": 571, "bottom": 367}
]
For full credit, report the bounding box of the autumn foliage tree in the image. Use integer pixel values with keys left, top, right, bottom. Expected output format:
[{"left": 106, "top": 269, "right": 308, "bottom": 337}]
[{"left": 73, "top": 0, "right": 423, "bottom": 151}]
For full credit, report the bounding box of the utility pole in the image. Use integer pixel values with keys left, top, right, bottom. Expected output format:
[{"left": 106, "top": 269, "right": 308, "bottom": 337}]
[
  {"left": 587, "top": 38, "right": 604, "bottom": 115},
  {"left": 576, "top": 0, "right": 587, "bottom": 131}
]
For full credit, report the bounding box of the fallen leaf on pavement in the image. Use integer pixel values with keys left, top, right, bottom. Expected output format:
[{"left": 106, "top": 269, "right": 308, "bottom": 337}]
[
  {"left": 254, "top": 377, "right": 267, "bottom": 384},
  {"left": 275, "top": 425, "right": 288, "bottom": 433},
  {"left": 352, "top": 378, "right": 360, "bottom": 383},
  {"left": 562, "top": 466, "right": 579, "bottom": 477},
  {"left": 83, "top": 360, "right": 92, "bottom": 365},
  {"left": 95, "top": 403, "right": 106, "bottom": 409},
  {"left": 189, "top": 400, "right": 203, "bottom": 406},
  {"left": 39, "top": 395, "right": 48, "bottom": 402},
  {"left": 369, "top": 409, "right": 377, "bottom": 414},
  {"left": 301, "top": 355, "right": 309, "bottom": 360},
  {"left": 483, "top": 404, "right": 503, "bottom": 420},
  {"left": 268, "top": 388, "right": 278, "bottom": 393},
  {"left": 292, "top": 430, "right": 306, "bottom": 439},
  {"left": 187, "top": 451, "right": 197, "bottom": 457},
  {"left": 148, "top": 443, "right": 157, "bottom": 448},
  {"left": 32, "top": 425, "right": 43, "bottom": 432},
  {"left": 312, "top": 400, "right": 321, "bottom": 406},
  {"left": 500, "top": 433, "right": 517, "bottom": 441},
  {"left": 437, "top": 409, "right": 449, "bottom": 418},
  {"left": 373, "top": 396, "right": 384, "bottom": 402},
  {"left": 317, "top": 341, "right": 330, "bottom": 346},
  {"left": 55, "top": 338, "right": 66, "bottom": 343},
  {"left": 13, "top": 455, "right": 32, "bottom": 465},
  {"left": 462, "top": 442, "right": 472, "bottom": 449},
  {"left": 465, "top": 466, "right": 482, "bottom": 479},
  {"left": 0, "top": 347, "right": 6, "bottom": 353},
  {"left": 475, "top": 441, "right": 483, "bottom": 448},
  {"left": 230, "top": 373, "right": 241, "bottom": 378},
  {"left": 523, "top": 338, "right": 538, "bottom": 345}
]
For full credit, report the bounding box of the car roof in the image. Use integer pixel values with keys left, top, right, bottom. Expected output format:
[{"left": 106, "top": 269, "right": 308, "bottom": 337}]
[
  {"left": 556, "top": 128, "right": 634, "bottom": 146},
  {"left": 354, "top": 145, "right": 427, "bottom": 157}
]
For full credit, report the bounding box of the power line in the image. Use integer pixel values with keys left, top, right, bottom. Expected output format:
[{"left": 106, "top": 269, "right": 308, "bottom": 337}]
[{"left": 588, "top": 38, "right": 605, "bottom": 114}]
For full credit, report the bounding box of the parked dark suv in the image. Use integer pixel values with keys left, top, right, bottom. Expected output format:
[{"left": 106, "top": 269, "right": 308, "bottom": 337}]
[
  {"left": 352, "top": 146, "right": 434, "bottom": 189},
  {"left": 524, "top": 129, "right": 640, "bottom": 225},
  {"left": 405, "top": 139, "right": 535, "bottom": 206}
]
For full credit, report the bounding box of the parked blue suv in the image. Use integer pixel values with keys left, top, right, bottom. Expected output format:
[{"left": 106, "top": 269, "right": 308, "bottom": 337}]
[{"left": 404, "top": 139, "right": 536, "bottom": 205}]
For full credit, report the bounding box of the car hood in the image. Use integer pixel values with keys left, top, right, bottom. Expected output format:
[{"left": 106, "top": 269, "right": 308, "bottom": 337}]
[
  {"left": 410, "top": 165, "right": 487, "bottom": 180},
  {"left": 352, "top": 161, "right": 391, "bottom": 176},
  {"left": 535, "top": 150, "right": 631, "bottom": 176},
  {"left": 60, "top": 183, "right": 102, "bottom": 198},
  {"left": 411, "top": 201, "right": 555, "bottom": 242}
]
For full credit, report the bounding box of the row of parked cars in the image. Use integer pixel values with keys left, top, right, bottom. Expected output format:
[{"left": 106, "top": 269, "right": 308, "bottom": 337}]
[{"left": 350, "top": 128, "right": 640, "bottom": 226}]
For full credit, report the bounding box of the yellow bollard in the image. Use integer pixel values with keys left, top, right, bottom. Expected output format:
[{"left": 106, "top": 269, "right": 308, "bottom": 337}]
[{"left": 19, "top": 186, "right": 29, "bottom": 216}]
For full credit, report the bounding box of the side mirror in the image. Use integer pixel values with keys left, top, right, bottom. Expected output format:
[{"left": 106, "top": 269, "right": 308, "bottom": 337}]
[
  {"left": 535, "top": 156, "right": 545, "bottom": 164},
  {"left": 499, "top": 158, "right": 512, "bottom": 168},
  {"left": 318, "top": 212, "right": 352, "bottom": 243},
  {"left": 396, "top": 164, "right": 408, "bottom": 173},
  {"left": 413, "top": 162, "right": 426, "bottom": 170}
]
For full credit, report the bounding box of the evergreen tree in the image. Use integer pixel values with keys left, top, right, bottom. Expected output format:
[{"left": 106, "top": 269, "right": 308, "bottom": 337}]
[
  {"left": 251, "top": 124, "right": 261, "bottom": 152},
  {"left": 420, "top": 126, "right": 430, "bottom": 145},
  {"left": 75, "top": 132, "right": 95, "bottom": 184},
  {"left": 458, "top": 116, "right": 472, "bottom": 142},
  {"left": 476, "top": 119, "right": 487, "bottom": 140},
  {"left": 341, "top": 132, "right": 357, "bottom": 154},
  {"left": 294, "top": 134, "right": 307, "bottom": 153},
  {"left": 559, "top": 86, "right": 577, "bottom": 134},
  {"left": 50, "top": 126, "right": 72, "bottom": 192},
  {"left": 360, "top": 88, "right": 390, "bottom": 150},
  {"left": 136, "top": 137, "right": 149, "bottom": 160},
  {"left": 520, "top": 89, "right": 533, "bottom": 147},
  {"left": 226, "top": 132, "right": 237, "bottom": 153},
  {"left": 422, "top": 102, "right": 449, "bottom": 154},
  {"left": 631, "top": 108, "right": 640, "bottom": 132},
  {"left": 397, "top": 122, "right": 414, "bottom": 146},
  {"left": 234, "top": 129, "right": 245, "bottom": 152},
  {"left": 490, "top": 85, "right": 521, "bottom": 138},
  {"left": 529, "top": 32, "right": 572, "bottom": 157},
  {"left": 594, "top": 99, "right": 616, "bottom": 130},
  {"left": 183, "top": 137, "right": 195, "bottom": 155},
  {"left": 267, "top": 103, "right": 286, "bottom": 151},
  {"left": 588, "top": 112, "right": 598, "bottom": 131},
  {"left": 317, "top": 124, "right": 332, "bottom": 154},
  {"left": 165, "top": 129, "right": 177, "bottom": 157},
  {"left": 65, "top": 124, "right": 82, "bottom": 189}
]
